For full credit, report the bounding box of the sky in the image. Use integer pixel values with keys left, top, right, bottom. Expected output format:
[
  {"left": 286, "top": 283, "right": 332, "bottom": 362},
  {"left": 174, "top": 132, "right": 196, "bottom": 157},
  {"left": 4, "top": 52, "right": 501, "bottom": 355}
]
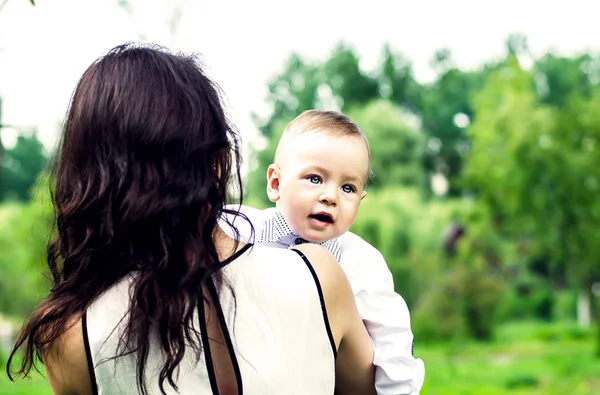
[{"left": 0, "top": 0, "right": 599, "bottom": 156}]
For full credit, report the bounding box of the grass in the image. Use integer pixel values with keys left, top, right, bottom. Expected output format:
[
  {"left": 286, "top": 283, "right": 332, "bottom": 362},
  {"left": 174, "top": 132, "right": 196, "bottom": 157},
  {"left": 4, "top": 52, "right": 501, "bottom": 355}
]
[
  {"left": 1, "top": 320, "right": 599, "bottom": 394},
  {"left": 0, "top": 354, "right": 50, "bottom": 395},
  {"left": 418, "top": 320, "right": 600, "bottom": 395}
]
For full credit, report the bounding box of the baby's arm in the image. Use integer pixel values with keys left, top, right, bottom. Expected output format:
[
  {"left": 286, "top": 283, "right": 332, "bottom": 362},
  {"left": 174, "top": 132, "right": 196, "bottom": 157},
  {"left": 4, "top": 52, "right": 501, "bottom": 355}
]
[{"left": 342, "top": 236, "right": 425, "bottom": 395}]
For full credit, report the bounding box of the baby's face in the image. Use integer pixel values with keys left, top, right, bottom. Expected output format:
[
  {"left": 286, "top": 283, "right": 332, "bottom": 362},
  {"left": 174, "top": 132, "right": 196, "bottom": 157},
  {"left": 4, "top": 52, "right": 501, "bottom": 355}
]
[{"left": 269, "top": 132, "right": 369, "bottom": 243}]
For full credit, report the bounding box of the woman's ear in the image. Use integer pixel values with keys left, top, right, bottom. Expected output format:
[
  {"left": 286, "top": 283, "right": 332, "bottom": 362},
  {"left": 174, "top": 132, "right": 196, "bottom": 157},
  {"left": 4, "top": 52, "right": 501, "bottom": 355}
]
[{"left": 266, "top": 164, "right": 282, "bottom": 202}]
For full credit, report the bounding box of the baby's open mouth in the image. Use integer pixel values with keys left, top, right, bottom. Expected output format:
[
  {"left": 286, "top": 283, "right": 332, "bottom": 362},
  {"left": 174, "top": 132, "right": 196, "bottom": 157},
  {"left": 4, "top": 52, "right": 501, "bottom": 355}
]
[{"left": 309, "top": 212, "right": 334, "bottom": 223}]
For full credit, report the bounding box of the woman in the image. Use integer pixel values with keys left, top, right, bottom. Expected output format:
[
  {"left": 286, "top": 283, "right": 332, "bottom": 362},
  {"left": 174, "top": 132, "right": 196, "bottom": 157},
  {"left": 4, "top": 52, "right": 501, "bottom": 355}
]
[{"left": 7, "top": 43, "right": 375, "bottom": 394}]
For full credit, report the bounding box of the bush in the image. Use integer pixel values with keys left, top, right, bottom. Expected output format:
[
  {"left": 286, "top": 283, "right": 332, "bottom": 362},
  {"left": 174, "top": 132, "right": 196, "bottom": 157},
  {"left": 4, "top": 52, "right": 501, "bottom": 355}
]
[
  {"left": 350, "top": 187, "right": 457, "bottom": 309},
  {"left": 553, "top": 289, "right": 577, "bottom": 321},
  {"left": 412, "top": 264, "right": 505, "bottom": 342},
  {"left": 411, "top": 269, "right": 468, "bottom": 342},
  {"left": 460, "top": 264, "right": 505, "bottom": 340},
  {"left": 0, "top": 184, "right": 53, "bottom": 317},
  {"left": 498, "top": 274, "right": 557, "bottom": 322}
]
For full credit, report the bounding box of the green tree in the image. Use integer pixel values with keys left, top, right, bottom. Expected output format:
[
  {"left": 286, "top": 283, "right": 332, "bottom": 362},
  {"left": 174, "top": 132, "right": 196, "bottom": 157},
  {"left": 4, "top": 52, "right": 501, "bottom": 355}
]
[
  {"left": 254, "top": 53, "right": 324, "bottom": 141},
  {"left": 534, "top": 52, "right": 596, "bottom": 107},
  {"left": 323, "top": 43, "right": 380, "bottom": 111},
  {"left": 379, "top": 44, "right": 422, "bottom": 113},
  {"left": 464, "top": 55, "right": 600, "bottom": 352},
  {"left": 247, "top": 42, "right": 499, "bottom": 199},
  {"left": 417, "top": 48, "right": 498, "bottom": 196},
  {"left": 1, "top": 132, "right": 48, "bottom": 201},
  {"left": 244, "top": 54, "right": 326, "bottom": 205},
  {"left": 346, "top": 100, "right": 426, "bottom": 189},
  {"left": 0, "top": 179, "right": 52, "bottom": 317}
]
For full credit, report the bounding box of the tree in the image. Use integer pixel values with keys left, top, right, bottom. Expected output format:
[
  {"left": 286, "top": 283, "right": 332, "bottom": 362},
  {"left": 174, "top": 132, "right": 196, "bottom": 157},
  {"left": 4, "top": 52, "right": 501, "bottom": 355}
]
[
  {"left": 247, "top": 36, "right": 598, "bottom": 202},
  {"left": 417, "top": 49, "right": 497, "bottom": 196},
  {"left": 534, "top": 52, "right": 596, "bottom": 107},
  {"left": 1, "top": 132, "right": 48, "bottom": 201},
  {"left": 346, "top": 100, "right": 426, "bottom": 190},
  {"left": 323, "top": 43, "right": 380, "bottom": 110},
  {"left": 379, "top": 44, "right": 423, "bottom": 118},
  {"left": 464, "top": 55, "right": 600, "bottom": 352},
  {"left": 0, "top": 178, "right": 52, "bottom": 317},
  {"left": 254, "top": 53, "right": 324, "bottom": 141}
]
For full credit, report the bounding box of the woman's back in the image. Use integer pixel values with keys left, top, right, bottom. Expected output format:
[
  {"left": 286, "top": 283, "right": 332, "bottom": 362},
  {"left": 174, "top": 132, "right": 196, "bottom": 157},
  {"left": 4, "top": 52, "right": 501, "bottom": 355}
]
[{"left": 85, "top": 244, "right": 336, "bottom": 394}]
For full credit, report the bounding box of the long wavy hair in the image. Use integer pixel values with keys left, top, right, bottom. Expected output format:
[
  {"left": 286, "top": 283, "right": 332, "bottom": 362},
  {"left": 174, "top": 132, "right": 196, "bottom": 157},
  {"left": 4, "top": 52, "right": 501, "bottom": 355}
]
[{"left": 7, "top": 43, "right": 248, "bottom": 394}]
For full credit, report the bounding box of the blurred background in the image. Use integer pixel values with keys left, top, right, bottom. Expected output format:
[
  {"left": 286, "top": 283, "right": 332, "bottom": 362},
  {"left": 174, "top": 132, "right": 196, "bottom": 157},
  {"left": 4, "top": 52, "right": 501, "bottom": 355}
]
[{"left": 1, "top": 1, "right": 600, "bottom": 394}]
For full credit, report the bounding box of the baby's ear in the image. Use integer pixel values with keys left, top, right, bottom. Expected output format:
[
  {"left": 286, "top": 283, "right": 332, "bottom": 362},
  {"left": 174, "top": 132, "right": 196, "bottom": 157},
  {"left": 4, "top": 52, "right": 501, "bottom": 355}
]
[
  {"left": 360, "top": 190, "right": 367, "bottom": 200},
  {"left": 266, "top": 164, "right": 281, "bottom": 202}
]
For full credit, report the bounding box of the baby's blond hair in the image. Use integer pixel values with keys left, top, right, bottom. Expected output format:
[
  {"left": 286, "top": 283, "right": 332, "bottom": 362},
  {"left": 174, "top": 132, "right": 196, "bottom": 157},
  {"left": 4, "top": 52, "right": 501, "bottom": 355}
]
[{"left": 274, "top": 110, "right": 371, "bottom": 179}]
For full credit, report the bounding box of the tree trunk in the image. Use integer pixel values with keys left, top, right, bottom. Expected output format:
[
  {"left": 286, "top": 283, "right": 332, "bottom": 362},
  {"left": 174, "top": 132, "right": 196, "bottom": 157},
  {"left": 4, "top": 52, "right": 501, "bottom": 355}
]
[{"left": 577, "top": 288, "right": 591, "bottom": 328}]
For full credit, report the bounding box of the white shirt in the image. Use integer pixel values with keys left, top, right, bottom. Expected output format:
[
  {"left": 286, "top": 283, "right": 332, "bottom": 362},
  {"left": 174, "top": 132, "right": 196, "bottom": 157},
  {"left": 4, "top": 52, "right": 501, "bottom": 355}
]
[
  {"left": 220, "top": 205, "right": 425, "bottom": 395},
  {"left": 84, "top": 244, "right": 337, "bottom": 394}
]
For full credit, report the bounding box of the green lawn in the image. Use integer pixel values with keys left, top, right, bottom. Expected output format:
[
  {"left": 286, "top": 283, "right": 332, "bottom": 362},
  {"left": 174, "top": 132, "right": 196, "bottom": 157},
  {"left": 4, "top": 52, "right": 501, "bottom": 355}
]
[
  {"left": 0, "top": 354, "right": 50, "bottom": 395},
  {"left": 418, "top": 321, "right": 600, "bottom": 395},
  {"left": 2, "top": 321, "right": 598, "bottom": 394}
]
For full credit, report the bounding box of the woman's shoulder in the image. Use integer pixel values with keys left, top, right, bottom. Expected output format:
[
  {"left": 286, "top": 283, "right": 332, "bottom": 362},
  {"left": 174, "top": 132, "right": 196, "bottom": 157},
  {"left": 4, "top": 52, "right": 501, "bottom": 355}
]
[
  {"left": 42, "top": 313, "right": 94, "bottom": 394},
  {"left": 230, "top": 244, "right": 347, "bottom": 296},
  {"left": 290, "top": 244, "right": 354, "bottom": 310},
  {"left": 292, "top": 244, "right": 349, "bottom": 287}
]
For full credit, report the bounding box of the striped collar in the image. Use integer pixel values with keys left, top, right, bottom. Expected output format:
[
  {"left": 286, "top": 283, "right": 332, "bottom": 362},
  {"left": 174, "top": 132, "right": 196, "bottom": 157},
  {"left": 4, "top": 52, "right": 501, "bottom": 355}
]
[{"left": 258, "top": 210, "right": 342, "bottom": 262}]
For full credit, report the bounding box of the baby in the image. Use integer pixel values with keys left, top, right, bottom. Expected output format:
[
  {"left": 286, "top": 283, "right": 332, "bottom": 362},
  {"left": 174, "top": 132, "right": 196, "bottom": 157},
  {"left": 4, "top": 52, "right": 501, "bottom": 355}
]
[{"left": 221, "top": 110, "right": 425, "bottom": 394}]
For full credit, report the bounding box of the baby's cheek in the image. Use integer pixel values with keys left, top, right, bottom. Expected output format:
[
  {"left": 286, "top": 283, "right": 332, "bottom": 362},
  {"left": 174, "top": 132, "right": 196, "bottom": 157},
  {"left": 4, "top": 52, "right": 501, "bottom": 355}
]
[
  {"left": 282, "top": 205, "right": 302, "bottom": 225},
  {"left": 286, "top": 214, "right": 306, "bottom": 236},
  {"left": 344, "top": 206, "right": 360, "bottom": 226}
]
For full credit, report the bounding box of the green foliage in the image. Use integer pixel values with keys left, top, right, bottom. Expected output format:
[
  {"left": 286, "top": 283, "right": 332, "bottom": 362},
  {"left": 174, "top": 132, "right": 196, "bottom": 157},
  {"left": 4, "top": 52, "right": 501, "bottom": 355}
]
[
  {"left": 255, "top": 53, "right": 324, "bottom": 141},
  {"left": 379, "top": 44, "right": 422, "bottom": 113},
  {"left": 0, "top": 180, "right": 52, "bottom": 317},
  {"left": 464, "top": 55, "right": 600, "bottom": 349},
  {"left": 411, "top": 269, "right": 468, "bottom": 342},
  {"left": 324, "top": 43, "right": 380, "bottom": 110},
  {"left": 534, "top": 52, "right": 597, "bottom": 107},
  {"left": 354, "top": 190, "right": 513, "bottom": 342},
  {"left": 350, "top": 188, "right": 457, "bottom": 308},
  {"left": 248, "top": 40, "right": 505, "bottom": 197},
  {"left": 418, "top": 57, "right": 493, "bottom": 195},
  {"left": 465, "top": 56, "right": 600, "bottom": 289},
  {"left": 412, "top": 264, "right": 505, "bottom": 342},
  {"left": 1, "top": 133, "right": 48, "bottom": 202},
  {"left": 244, "top": 118, "right": 288, "bottom": 208},
  {"left": 347, "top": 100, "right": 426, "bottom": 189},
  {"left": 459, "top": 265, "right": 505, "bottom": 340}
]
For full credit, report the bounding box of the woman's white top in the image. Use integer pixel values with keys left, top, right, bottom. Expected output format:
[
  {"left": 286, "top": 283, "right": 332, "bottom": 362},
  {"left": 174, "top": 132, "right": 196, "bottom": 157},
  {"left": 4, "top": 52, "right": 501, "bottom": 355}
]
[{"left": 83, "top": 244, "right": 337, "bottom": 394}]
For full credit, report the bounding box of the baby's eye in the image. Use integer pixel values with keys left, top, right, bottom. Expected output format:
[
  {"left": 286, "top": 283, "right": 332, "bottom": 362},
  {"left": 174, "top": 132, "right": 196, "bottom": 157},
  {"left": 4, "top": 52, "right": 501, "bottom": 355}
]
[
  {"left": 341, "top": 184, "right": 356, "bottom": 193},
  {"left": 308, "top": 175, "right": 322, "bottom": 184}
]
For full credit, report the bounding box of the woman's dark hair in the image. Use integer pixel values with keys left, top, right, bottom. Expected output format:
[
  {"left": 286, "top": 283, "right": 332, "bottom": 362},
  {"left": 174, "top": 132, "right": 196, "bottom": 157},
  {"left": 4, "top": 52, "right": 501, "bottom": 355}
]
[{"left": 7, "top": 42, "right": 248, "bottom": 394}]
